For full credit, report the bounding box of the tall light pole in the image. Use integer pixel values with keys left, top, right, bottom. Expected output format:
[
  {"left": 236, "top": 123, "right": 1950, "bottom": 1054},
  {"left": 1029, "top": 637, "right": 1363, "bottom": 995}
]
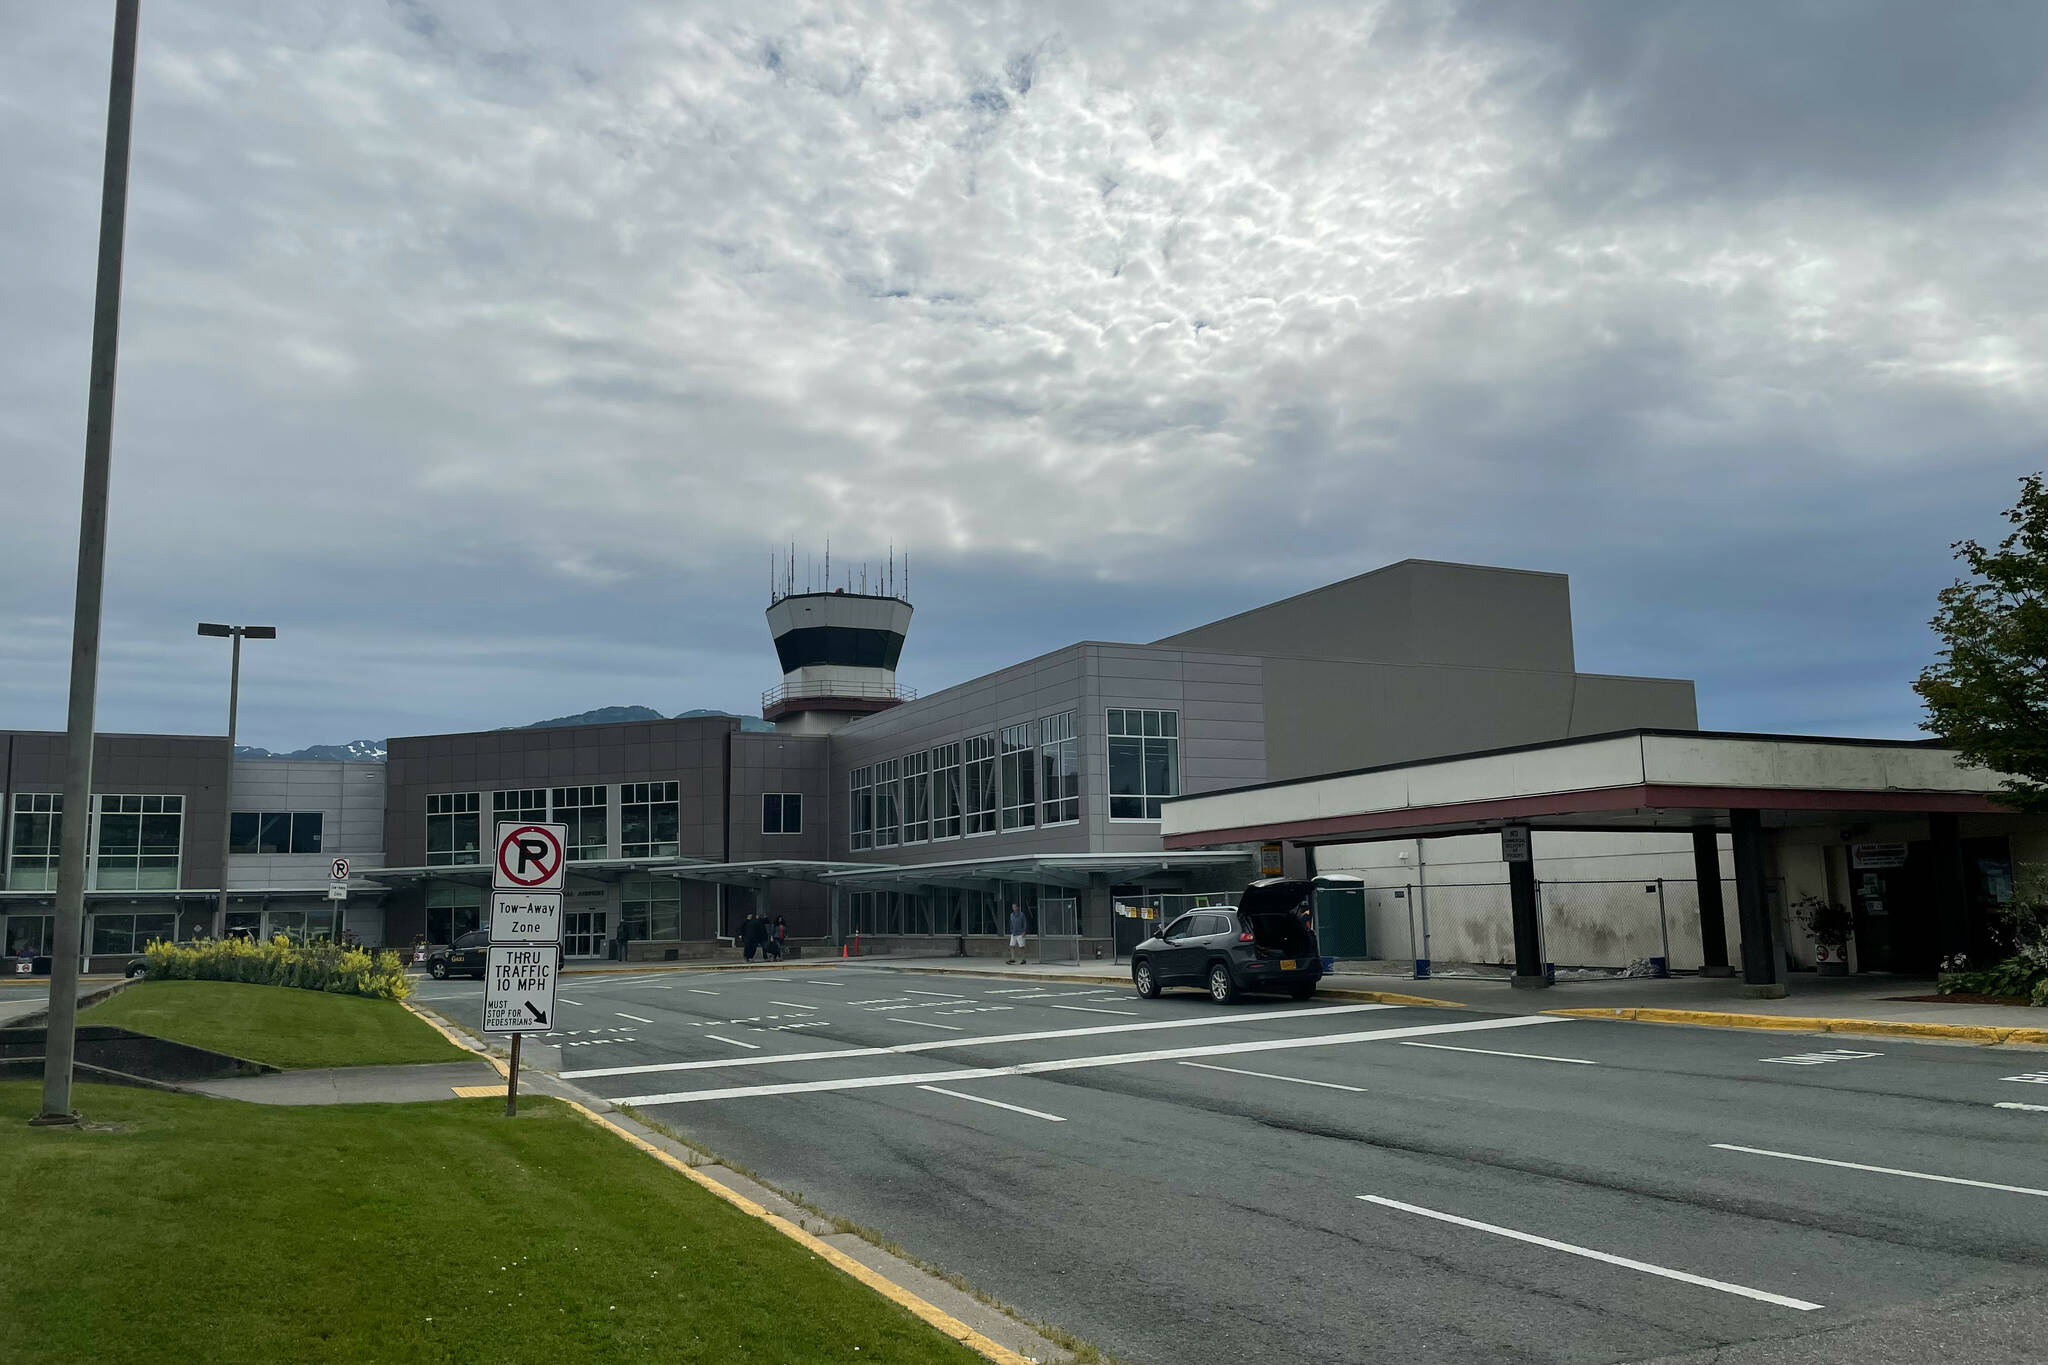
[
  {"left": 35, "top": 0, "right": 142, "bottom": 1128},
  {"left": 197, "top": 624, "right": 275, "bottom": 934}
]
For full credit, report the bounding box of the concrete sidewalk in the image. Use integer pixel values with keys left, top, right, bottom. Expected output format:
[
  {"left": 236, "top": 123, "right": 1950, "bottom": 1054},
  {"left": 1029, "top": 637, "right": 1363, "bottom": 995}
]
[
  {"left": 184, "top": 1060, "right": 506, "bottom": 1105},
  {"left": 863, "top": 954, "right": 2048, "bottom": 1039}
]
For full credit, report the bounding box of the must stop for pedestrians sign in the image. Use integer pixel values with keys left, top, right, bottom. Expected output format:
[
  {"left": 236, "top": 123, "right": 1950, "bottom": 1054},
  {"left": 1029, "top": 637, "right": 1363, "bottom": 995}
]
[
  {"left": 483, "top": 944, "right": 557, "bottom": 1033},
  {"left": 494, "top": 821, "right": 566, "bottom": 892}
]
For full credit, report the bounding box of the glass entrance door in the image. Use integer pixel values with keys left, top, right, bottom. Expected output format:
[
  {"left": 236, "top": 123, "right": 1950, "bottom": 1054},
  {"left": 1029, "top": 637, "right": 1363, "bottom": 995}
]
[{"left": 564, "top": 910, "right": 607, "bottom": 958}]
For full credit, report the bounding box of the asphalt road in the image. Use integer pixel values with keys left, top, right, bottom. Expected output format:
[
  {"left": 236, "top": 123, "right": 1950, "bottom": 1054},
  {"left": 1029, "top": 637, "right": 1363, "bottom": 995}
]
[{"left": 415, "top": 965, "right": 2048, "bottom": 1364}]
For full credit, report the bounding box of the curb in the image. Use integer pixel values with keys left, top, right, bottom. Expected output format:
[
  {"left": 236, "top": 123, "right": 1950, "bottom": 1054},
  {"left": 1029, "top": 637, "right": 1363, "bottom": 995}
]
[
  {"left": 560, "top": 1099, "right": 1037, "bottom": 1365},
  {"left": 404, "top": 1000, "right": 510, "bottom": 1078},
  {"left": 1549, "top": 1006, "right": 2048, "bottom": 1045}
]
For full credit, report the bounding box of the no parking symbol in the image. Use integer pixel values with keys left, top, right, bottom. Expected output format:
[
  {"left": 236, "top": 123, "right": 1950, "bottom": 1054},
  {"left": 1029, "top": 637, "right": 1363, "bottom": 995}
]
[{"left": 495, "top": 821, "right": 565, "bottom": 892}]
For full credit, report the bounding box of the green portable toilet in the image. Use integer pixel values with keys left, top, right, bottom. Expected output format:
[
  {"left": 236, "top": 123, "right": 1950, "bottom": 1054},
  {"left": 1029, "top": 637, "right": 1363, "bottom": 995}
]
[{"left": 1313, "top": 875, "right": 1368, "bottom": 959}]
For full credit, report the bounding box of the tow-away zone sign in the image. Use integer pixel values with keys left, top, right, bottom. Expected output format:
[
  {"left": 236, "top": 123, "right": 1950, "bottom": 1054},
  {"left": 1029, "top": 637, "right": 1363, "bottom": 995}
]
[{"left": 483, "top": 944, "right": 558, "bottom": 1033}]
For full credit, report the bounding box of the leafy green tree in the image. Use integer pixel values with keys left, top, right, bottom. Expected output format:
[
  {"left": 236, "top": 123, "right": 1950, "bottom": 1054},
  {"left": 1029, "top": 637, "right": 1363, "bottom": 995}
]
[{"left": 1916, "top": 474, "right": 2048, "bottom": 809}]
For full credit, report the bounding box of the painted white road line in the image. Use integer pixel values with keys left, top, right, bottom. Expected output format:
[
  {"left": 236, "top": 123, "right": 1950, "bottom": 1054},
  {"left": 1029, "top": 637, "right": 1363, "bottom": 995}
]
[
  {"left": 1995, "top": 1101, "right": 2048, "bottom": 1113},
  {"left": 641, "top": 985, "right": 674, "bottom": 990},
  {"left": 769, "top": 1000, "right": 820, "bottom": 1010},
  {"left": 557, "top": 998, "right": 585, "bottom": 1007},
  {"left": 1711, "top": 1144, "right": 2048, "bottom": 1199},
  {"left": 1050, "top": 1003, "right": 1140, "bottom": 1016},
  {"left": 893, "top": 1017, "right": 965, "bottom": 1031},
  {"left": 1179, "top": 1061, "right": 1367, "bottom": 1093},
  {"left": 609, "top": 1015, "right": 1566, "bottom": 1105},
  {"left": 687, "top": 989, "right": 720, "bottom": 996},
  {"left": 1358, "top": 1195, "right": 1821, "bottom": 1310},
  {"left": 563, "top": 1001, "right": 1398, "bottom": 1079},
  {"left": 918, "top": 1086, "right": 1066, "bottom": 1123},
  {"left": 616, "top": 1012, "right": 655, "bottom": 1024},
  {"left": 1398, "top": 1041, "right": 1596, "bottom": 1065},
  {"left": 703, "top": 1034, "right": 762, "bottom": 1050},
  {"left": 902, "top": 990, "right": 972, "bottom": 999},
  {"left": 1761, "top": 1050, "right": 1882, "bottom": 1066}
]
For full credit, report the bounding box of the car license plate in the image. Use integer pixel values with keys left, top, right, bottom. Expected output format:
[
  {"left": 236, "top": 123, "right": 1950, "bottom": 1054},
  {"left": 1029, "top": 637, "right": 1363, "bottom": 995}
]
[{"left": 1280, "top": 958, "right": 1296, "bottom": 971}]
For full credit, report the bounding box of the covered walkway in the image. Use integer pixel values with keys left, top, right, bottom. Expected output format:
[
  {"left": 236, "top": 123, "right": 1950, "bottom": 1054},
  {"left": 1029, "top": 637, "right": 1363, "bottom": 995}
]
[{"left": 1162, "top": 729, "right": 2023, "bottom": 998}]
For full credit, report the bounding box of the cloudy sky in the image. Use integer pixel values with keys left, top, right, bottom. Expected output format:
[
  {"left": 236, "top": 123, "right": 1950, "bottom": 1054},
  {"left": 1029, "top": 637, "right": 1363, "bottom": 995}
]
[{"left": 3, "top": 1, "right": 2044, "bottom": 752}]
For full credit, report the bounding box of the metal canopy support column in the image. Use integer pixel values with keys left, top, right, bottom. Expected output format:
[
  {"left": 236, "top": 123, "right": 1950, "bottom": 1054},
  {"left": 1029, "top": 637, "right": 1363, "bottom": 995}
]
[
  {"left": 1692, "top": 827, "right": 1735, "bottom": 977},
  {"left": 1730, "top": 808, "right": 1784, "bottom": 998},
  {"left": 1508, "top": 855, "right": 1545, "bottom": 989},
  {"left": 1927, "top": 812, "right": 1971, "bottom": 966}
]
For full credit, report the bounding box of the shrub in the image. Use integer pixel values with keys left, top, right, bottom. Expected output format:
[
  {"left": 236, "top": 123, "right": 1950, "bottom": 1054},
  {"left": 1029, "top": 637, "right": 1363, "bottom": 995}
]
[
  {"left": 143, "top": 936, "right": 413, "bottom": 1001},
  {"left": 1937, "top": 954, "right": 2048, "bottom": 1002}
]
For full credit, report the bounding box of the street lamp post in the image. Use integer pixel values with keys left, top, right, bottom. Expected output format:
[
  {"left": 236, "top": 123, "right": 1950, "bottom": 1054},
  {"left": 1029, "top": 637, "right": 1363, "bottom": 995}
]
[
  {"left": 197, "top": 624, "right": 275, "bottom": 936},
  {"left": 35, "top": 0, "right": 142, "bottom": 1128}
]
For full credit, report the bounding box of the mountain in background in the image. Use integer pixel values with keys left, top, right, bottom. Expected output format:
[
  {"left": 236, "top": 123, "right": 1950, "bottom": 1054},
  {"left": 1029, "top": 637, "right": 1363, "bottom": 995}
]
[
  {"left": 235, "top": 739, "right": 387, "bottom": 761},
  {"left": 236, "top": 706, "right": 773, "bottom": 760}
]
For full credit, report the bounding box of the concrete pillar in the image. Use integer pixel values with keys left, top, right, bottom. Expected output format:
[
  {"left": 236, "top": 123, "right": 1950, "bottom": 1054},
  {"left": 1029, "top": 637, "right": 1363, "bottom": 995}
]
[
  {"left": 1730, "top": 808, "right": 1784, "bottom": 998},
  {"left": 1928, "top": 813, "right": 1970, "bottom": 966},
  {"left": 1083, "top": 872, "right": 1112, "bottom": 940},
  {"left": 1692, "top": 827, "right": 1734, "bottom": 976},
  {"left": 1508, "top": 856, "right": 1546, "bottom": 989}
]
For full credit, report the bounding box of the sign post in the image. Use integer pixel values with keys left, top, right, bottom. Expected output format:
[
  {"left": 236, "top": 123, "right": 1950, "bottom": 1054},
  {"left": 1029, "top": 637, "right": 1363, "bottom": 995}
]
[
  {"left": 327, "top": 858, "right": 350, "bottom": 941},
  {"left": 488, "top": 822, "right": 566, "bottom": 1116}
]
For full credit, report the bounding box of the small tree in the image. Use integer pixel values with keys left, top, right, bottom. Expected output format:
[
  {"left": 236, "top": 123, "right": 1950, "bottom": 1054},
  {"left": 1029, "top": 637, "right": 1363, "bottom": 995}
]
[{"left": 1915, "top": 474, "right": 2048, "bottom": 810}]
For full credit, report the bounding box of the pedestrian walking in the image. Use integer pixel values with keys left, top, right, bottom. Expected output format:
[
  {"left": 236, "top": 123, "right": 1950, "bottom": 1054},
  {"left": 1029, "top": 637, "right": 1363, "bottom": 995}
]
[
  {"left": 773, "top": 915, "right": 788, "bottom": 960},
  {"left": 741, "top": 910, "right": 760, "bottom": 962},
  {"left": 1007, "top": 902, "right": 1028, "bottom": 964}
]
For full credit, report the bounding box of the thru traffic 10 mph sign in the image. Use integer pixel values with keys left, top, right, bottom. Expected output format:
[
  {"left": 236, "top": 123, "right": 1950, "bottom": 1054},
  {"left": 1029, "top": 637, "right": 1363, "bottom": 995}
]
[{"left": 483, "top": 945, "right": 557, "bottom": 1033}]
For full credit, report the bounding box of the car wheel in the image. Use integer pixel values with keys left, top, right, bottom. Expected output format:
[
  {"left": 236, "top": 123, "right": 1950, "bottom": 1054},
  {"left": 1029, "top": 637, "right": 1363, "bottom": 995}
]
[
  {"left": 1289, "top": 982, "right": 1317, "bottom": 1001},
  {"left": 1133, "top": 959, "right": 1160, "bottom": 999},
  {"left": 1207, "top": 961, "right": 1237, "bottom": 1005},
  {"left": 430, "top": 960, "right": 448, "bottom": 979},
  {"left": 126, "top": 962, "right": 148, "bottom": 979}
]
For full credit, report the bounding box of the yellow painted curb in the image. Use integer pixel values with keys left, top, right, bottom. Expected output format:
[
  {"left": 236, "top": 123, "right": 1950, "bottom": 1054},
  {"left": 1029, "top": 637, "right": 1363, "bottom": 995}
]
[
  {"left": 404, "top": 1000, "right": 510, "bottom": 1079},
  {"left": 1320, "top": 989, "right": 1469, "bottom": 1009},
  {"left": 562, "top": 1100, "right": 1034, "bottom": 1365},
  {"left": 1548, "top": 1006, "right": 2033, "bottom": 1044}
]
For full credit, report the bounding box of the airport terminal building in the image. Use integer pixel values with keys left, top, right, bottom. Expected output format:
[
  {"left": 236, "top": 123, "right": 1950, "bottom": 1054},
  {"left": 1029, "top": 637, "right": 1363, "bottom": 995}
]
[{"left": 4, "top": 560, "right": 1713, "bottom": 971}]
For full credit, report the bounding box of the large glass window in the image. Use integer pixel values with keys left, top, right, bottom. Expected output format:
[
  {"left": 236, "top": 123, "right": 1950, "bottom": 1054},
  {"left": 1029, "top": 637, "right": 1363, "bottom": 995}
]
[
  {"left": 426, "top": 883, "right": 483, "bottom": 944},
  {"left": 873, "top": 758, "right": 901, "bottom": 848},
  {"left": 931, "top": 743, "right": 963, "bottom": 840},
  {"left": 551, "top": 786, "right": 608, "bottom": 861},
  {"left": 5, "top": 914, "right": 54, "bottom": 957},
  {"left": 621, "top": 782, "right": 680, "bottom": 858},
  {"left": 92, "top": 794, "right": 183, "bottom": 890},
  {"left": 1107, "top": 708, "right": 1179, "bottom": 820},
  {"left": 89, "top": 911, "right": 177, "bottom": 955},
  {"left": 849, "top": 766, "right": 874, "bottom": 850},
  {"left": 622, "top": 875, "right": 682, "bottom": 941},
  {"left": 229, "top": 811, "right": 323, "bottom": 855},
  {"left": 901, "top": 752, "right": 930, "bottom": 844},
  {"left": 8, "top": 793, "right": 61, "bottom": 891},
  {"left": 494, "top": 789, "right": 548, "bottom": 829},
  {"left": 1000, "top": 723, "right": 1037, "bottom": 831},
  {"left": 965, "top": 734, "right": 999, "bottom": 836},
  {"left": 265, "top": 909, "right": 339, "bottom": 944},
  {"left": 762, "top": 793, "right": 803, "bottom": 835},
  {"left": 1041, "top": 711, "right": 1080, "bottom": 825},
  {"left": 426, "top": 792, "right": 481, "bottom": 865}
]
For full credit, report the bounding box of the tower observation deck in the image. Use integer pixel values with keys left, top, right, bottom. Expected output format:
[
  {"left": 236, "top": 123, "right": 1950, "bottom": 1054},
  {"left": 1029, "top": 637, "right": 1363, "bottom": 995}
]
[{"left": 762, "top": 557, "right": 915, "bottom": 732}]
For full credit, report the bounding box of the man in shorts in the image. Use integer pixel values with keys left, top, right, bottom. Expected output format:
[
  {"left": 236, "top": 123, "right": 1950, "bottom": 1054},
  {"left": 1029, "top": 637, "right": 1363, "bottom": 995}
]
[{"left": 1006, "top": 902, "right": 1027, "bottom": 964}]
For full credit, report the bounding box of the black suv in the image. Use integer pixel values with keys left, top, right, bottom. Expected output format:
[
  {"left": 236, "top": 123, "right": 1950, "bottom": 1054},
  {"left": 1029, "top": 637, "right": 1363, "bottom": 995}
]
[
  {"left": 1131, "top": 878, "right": 1323, "bottom": 1004},
  {"left": 427, "top": 930, "right": 562, "bottom": 979}
]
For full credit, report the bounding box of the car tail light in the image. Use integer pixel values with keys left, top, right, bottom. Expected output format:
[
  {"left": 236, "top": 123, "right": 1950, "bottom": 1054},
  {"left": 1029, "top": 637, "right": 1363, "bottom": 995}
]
[{"left": 1238, "top": 931, "right": 1255, "bottom": 942}]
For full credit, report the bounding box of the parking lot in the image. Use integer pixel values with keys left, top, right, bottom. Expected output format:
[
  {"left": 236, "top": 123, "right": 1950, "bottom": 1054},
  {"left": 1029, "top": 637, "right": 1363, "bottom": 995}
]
[{"left": 416, "top": 965, "right": 2048, "bottom": 1364}]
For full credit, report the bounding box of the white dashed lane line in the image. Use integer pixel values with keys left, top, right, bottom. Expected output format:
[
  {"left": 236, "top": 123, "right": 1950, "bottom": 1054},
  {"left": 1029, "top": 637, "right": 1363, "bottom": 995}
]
[
  {"left": 1178, "top": 1061, "right": 1367, "bottom": 1093},
  {"left": 1995, "top": 1101, "right": 2048, "bottom": 1113},
  {"left": 1050, "top": 1004, "right": 1140, "bottom": 1016},
  {"left": 557, "top": 998, "right": 585, "bottom": 1006},
  {"left": 1357, "top": 1196, "right": 1822, "bottom": 1311},
  {"left": 893, "top": 1018, "right": 965, "bottom": 1031},
  {"left": 1398, "top": 1041, "right": 1596, "bottom": 1066},
  {"left": 616, "top": 1012, "right": 655, "bottom": 1024},
  {"left": 918, "top": 1086, "right": 1066, "bottom": 1123},
  {"left": 768, "top": 1000, "right": 820, "bottom": 1010},
  {"left": 1711, "top": 1143, "right": 2048, "bottom": 1199},
  {"left": 687, "top": 989, "right": 719, "bottom": 996},
  {"left": 704, "top": 1034, "right": 761, "bottom": 1050}
]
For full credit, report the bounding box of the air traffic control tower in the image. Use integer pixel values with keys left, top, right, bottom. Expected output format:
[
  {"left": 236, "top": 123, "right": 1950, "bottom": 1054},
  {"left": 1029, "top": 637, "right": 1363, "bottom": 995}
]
[{"left": 762, "top": 564, "right": 915, "bottom": 734}]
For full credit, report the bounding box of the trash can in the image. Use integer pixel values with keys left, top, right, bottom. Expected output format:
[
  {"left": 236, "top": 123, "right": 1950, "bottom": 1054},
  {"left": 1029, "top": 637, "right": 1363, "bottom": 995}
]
[{"left": 1312, "top": 876, "right": 1369, "bottom": 959}]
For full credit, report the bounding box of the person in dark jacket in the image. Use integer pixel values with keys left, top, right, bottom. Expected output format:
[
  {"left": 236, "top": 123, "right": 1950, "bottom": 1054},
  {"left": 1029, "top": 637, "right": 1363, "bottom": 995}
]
[{"left": 741, "top": 911, "right": 760, "bottom": 962}]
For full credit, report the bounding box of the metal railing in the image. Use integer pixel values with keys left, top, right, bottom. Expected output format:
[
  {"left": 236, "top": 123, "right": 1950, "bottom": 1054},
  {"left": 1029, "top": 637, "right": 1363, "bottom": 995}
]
[{"left": 761, "top": 679, "right": 918, "bottom": 711}]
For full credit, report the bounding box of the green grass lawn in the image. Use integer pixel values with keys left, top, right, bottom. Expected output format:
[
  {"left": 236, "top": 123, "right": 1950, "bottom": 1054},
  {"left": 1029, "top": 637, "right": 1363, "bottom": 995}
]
[
  {"left": 0, "top": 1082, "right": 986, "bottom": 1365},
  {"left": 81, "top": 980, "right": 472, "bottom": 1069}
]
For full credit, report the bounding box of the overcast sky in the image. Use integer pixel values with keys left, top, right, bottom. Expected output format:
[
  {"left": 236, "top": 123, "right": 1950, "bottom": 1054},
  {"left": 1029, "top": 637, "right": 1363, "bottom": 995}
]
[{"left": 4, "top": 2, "right": 2044, "bottom": 751}]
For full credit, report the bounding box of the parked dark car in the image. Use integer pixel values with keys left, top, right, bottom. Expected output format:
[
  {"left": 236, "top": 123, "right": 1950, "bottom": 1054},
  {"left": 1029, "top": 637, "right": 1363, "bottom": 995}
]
[
  {"left": 427, "top": 930, "right": 563, "bottom": 979},
  {"left": 428, "top": 930, "right": 491, "bottom": 979},
  {"left": 1131, "top": 878, "right": 1323, "bottom": 1004}
]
